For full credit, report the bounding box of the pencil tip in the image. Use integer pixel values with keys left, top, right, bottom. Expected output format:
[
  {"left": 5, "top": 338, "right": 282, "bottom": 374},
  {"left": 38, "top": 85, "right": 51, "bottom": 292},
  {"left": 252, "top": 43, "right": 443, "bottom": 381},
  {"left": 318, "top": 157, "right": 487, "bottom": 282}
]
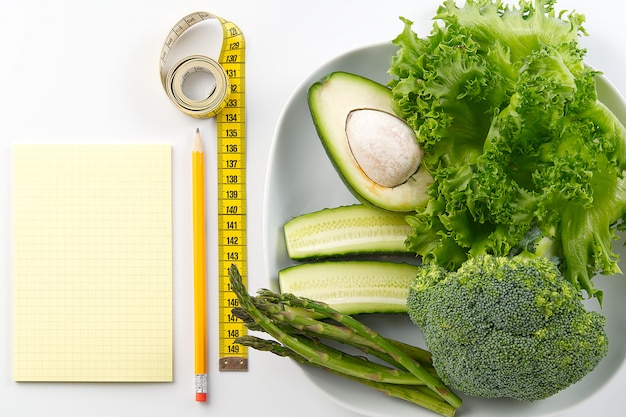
[
  {"left": 196, "top": 128, "right": 200, "bottom": 133},
  {"left": 193, "top": 129, "right": 203, "bottom": 152}
]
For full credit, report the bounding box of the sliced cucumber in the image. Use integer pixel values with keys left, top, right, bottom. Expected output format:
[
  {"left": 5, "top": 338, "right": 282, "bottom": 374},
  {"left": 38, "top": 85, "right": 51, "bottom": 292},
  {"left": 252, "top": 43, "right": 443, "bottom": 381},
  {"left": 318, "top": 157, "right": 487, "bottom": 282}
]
[
  {"left": 284, "top": 204, "right": 413, "bottom": 260},
  {"left": 278, "top": 260, "right": 419, "bottom": 315}
]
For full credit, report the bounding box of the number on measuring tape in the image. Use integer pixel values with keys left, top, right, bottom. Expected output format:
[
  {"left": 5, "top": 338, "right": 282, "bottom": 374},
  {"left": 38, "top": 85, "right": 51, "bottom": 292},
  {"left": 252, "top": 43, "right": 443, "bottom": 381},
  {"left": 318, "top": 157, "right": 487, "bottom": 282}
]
[{"left": 216, "top": 17, "right": 248, "bottom": 372}]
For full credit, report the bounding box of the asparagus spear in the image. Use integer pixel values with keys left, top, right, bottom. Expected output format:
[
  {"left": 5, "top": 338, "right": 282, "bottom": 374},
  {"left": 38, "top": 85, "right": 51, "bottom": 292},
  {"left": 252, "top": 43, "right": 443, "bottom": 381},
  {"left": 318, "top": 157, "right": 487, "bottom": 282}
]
[
  {"left": 227, "top": 264, "right": 462, "bottom": 414},
  {"left": 233, "top": 304, "right": 432, "bottom": 367},
  {"left": 249, "top": 297, "right": 436, "bottom": 375},
  {"left": 237, "top": 335, "right": 456, "bottom": 417},
  {"left": 228, "top": 267, "right": 423, "bottom": 385},
  {"left": 251, "top": 281, "right": 462, "bottom": 408}
]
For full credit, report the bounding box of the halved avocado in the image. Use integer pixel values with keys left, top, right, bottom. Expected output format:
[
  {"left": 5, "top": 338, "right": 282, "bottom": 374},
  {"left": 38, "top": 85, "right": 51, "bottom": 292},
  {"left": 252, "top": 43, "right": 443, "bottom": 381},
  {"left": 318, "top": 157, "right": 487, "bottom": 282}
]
[{"left": 308, "top": 71, "right": 433, "bottom": 212}]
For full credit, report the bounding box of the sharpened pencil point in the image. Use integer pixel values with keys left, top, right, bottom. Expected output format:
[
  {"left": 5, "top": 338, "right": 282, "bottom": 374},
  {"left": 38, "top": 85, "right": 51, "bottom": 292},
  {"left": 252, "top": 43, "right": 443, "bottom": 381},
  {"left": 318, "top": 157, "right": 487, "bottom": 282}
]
[{"left": 193, "top": 129, "right": 203, "bottom": 153}]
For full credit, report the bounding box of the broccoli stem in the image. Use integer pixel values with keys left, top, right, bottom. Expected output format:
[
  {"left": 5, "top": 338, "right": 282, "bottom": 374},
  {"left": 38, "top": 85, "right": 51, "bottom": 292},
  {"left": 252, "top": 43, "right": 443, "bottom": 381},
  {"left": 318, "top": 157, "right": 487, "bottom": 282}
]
[
  {"left": 228, "top": 264, "right": 462, "bottom": 412},
  {"left": 237, "top": 335, "right": 456, "bottom": 417}
]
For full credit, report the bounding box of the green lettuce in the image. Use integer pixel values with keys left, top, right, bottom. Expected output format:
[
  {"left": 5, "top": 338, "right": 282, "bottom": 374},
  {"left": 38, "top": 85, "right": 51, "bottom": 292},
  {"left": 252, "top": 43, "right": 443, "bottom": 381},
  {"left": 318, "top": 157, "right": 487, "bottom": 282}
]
[{"left": 388, "top": 0, "right": 626, "bottom": 301}]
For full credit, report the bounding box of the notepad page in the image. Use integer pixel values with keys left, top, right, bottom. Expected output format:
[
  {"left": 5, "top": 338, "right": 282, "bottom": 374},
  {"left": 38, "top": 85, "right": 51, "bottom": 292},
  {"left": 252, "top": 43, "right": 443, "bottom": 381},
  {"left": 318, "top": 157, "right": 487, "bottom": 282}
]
[{"left": 12, "top": 144, "right": 173, "bottom": 382}]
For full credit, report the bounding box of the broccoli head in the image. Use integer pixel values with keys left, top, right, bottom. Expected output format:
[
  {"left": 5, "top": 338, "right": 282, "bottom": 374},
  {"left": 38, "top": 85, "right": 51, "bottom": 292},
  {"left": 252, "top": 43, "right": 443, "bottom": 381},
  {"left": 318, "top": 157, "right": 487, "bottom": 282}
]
[{"left": 407, "top": 254, "right": 608, "bottom": 402}]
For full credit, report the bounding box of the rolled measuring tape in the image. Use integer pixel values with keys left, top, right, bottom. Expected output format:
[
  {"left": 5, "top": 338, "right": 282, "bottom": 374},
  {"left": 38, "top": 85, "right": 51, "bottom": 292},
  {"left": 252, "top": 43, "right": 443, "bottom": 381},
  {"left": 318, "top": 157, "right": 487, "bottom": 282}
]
[
  {"left": 159, "top": 12, "right": 236, "bottom": 118},
  {"left": 159, "top": 11, "right": 249, "bottom": 376}
]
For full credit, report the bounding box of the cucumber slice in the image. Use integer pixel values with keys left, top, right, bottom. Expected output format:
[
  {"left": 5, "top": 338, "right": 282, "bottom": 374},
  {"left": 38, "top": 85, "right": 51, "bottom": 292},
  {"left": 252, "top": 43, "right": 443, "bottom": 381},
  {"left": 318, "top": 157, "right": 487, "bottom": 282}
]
[
  {"left": 284, "top": 204, "right": 413, "bottom": 260},
  {"left": 278, "top": 260, "right": 419, "bottom": 315}
]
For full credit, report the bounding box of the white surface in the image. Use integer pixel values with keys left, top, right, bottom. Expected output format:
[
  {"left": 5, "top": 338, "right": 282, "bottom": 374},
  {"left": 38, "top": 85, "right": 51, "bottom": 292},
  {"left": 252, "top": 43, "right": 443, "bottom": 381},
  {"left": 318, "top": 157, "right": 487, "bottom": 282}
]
[{"left": 1, "top": 1, "right": 625, "bottom": 416}]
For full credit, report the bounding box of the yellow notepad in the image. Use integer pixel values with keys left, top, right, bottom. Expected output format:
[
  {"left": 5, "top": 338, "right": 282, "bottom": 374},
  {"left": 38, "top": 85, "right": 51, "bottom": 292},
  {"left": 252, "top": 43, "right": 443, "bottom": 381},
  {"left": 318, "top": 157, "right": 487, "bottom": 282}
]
[{"left": 12, "top": 144, "right": 173, "bottom": 382}]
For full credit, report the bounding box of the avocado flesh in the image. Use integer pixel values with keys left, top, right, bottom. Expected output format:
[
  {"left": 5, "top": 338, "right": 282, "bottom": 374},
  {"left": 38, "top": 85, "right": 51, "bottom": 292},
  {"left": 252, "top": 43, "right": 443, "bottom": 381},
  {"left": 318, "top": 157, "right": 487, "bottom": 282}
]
[{"left": 308, "top": 71, "right": 433, "bottom": 212}]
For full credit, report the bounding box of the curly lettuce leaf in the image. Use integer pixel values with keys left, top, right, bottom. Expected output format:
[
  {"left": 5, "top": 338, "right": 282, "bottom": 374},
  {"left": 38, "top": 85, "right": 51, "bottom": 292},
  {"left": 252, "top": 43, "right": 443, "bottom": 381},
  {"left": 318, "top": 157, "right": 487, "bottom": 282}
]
[{"left": 390, "top": 0, "right": 626, "bottom": 301}]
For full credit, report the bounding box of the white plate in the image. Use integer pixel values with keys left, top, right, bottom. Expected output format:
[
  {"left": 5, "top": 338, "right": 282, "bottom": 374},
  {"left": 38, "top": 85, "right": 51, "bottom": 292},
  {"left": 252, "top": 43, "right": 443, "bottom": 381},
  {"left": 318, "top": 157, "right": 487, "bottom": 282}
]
[{"left": 263, "top": 42, "right": 626, "bottom": 417}]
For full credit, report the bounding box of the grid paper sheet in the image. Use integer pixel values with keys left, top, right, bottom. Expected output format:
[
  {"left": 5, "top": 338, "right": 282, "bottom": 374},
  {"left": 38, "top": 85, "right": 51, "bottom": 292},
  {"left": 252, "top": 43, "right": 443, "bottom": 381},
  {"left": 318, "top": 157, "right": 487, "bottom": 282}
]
[{"left": 12, "top": 144, "right": 173, "bottom": 382}]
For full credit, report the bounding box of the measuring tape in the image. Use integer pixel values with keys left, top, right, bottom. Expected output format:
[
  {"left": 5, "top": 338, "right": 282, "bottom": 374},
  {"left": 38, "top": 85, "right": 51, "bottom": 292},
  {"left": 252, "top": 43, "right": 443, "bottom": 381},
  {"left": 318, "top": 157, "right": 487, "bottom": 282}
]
[{"left": 160, "top": 12, "right": 248, "bottom": 372}]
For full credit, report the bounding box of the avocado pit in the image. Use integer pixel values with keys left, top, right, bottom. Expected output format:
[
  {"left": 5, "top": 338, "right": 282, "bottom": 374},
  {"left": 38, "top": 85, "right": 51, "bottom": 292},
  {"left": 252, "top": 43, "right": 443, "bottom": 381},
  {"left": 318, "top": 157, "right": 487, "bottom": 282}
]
[{"left": 345, "top": 108, "right": 422, "bottom": 188}]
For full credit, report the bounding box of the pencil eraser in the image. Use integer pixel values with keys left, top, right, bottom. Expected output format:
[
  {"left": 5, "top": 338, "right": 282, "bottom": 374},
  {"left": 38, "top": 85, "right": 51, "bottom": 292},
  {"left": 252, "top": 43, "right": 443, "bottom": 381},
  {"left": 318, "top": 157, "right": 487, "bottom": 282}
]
[{"left": 196, "top": 393, "right": 207, "bottom": 402}]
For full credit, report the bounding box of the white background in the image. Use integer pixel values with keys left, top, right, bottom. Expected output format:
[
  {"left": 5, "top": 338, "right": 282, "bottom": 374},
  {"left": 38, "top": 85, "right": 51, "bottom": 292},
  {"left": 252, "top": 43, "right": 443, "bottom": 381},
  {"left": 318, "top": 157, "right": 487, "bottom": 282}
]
[{"left": 1, "top": 1, "right": 625, "bottom": 416}]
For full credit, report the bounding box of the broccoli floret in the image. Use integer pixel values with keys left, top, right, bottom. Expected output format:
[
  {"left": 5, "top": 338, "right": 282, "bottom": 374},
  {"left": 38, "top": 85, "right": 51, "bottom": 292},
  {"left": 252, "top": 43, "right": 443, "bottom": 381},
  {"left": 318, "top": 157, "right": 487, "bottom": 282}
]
[{"left": 407, "top": 254, "right": 608, "bottom": 402}]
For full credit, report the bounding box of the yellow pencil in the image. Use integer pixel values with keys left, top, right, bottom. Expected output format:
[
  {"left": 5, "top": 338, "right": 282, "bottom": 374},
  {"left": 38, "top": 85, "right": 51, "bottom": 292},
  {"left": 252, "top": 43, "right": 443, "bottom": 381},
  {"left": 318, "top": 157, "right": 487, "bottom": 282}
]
[{"left": 192, "top": 128, "right": 208, "bottom": 402}]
